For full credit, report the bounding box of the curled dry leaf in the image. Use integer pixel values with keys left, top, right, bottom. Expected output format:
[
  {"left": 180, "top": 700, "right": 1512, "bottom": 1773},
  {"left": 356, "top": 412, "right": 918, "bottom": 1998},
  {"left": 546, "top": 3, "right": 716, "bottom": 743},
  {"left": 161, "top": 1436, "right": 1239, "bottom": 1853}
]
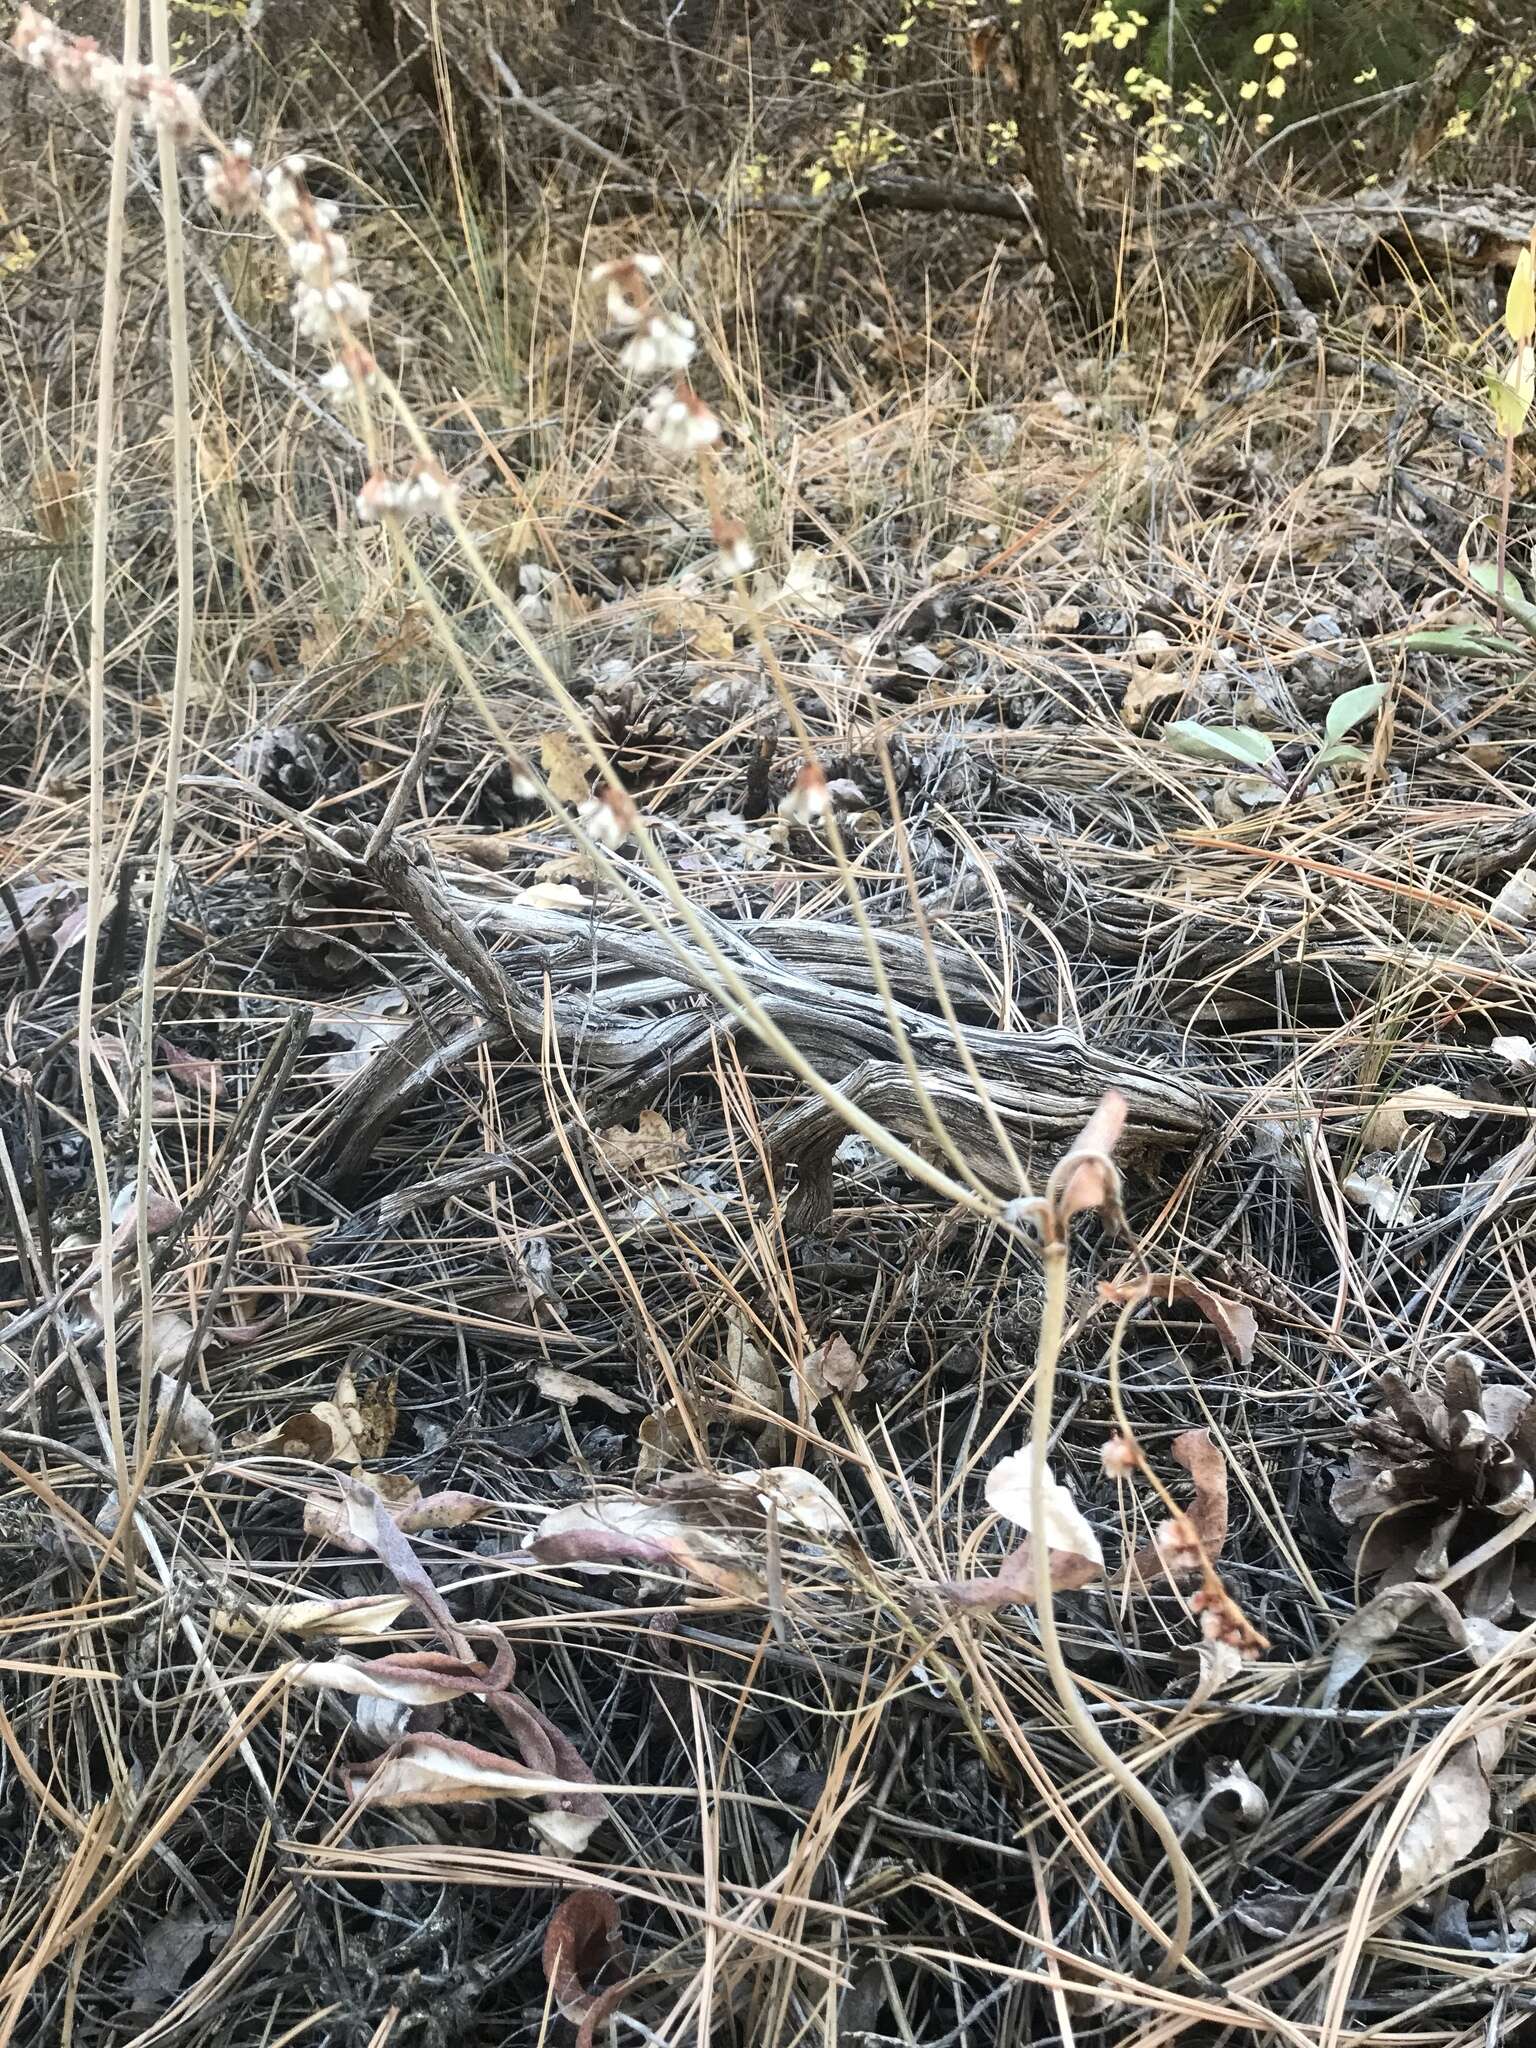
[
  {"left": 526, "top": 1496, "right": 757, "bottom": 1597},
  {"left": 544, "top": 1891, "right": 622, "bottom": 2024},
  {"left": 1173, "top": 1757, "right": 1269, "bottom": 1840},
  {"left": 245, "top": 1359, "right": 397, "bottom": 1468},
  {"left": 1361, "top": 1084, "right": 1475, "bottom": 1153},
  {"left": 1324, "top": 1581, "right": 1525, "bottom": 1707},
  {"left": 1124, "top": 1429, "right": 1230, "bottom": 1591},
  {"left": 344, "top": 1730, "right": 604, "bottom": 1852},
  {"left": 314, "top": 988, "right": 412, "bottom": 1078},
  {"left": 1189, "top": 1636, "right": 1247, "bottom": 1708},
  {"left": 212, "top": 1594, "right": 409, "bottom": 1639},
  {"left": 303, "top": 1484, "right": 495, "bottom": 1554},
  {"left": 593, "top": 1108, "right": 688, "bottom": 1177},
  {"left": 1100, "top": 1274, "right": 1258, "bottom": 1366},
  {"left": 1491, "top": 1035, "right": 1536, "bottom": 1075},
  {"left": 157, "top": 1371, "right": 219, "bottom": 1456},
  {"left": 733, "top": 1466, "right": 851, "bottom": 1540},
  {"left": 1391, "top": 1728, "right": 1505, "bottom": 1902},
  {"left": 540, "top": 731, "right": 592, "bottom": 806},
  {"left": 289, "top": 1646, "right": 510, "bottom": 1711},
  {"left": 937, "top": 1539, "right": 1103, "bottom": 1611},
  {"left": 985, "top": 1446, "right": 1103, "bottom": 1566},
  {"left": 721, "top": 1308, "right": 784, "bottom": 1423},
  {"left": 1049, "top": 1089, "right": 1128, "bottom": 1233},
  {"left": 801, "top": 1333, "right": 868, "bottom": 1403}
]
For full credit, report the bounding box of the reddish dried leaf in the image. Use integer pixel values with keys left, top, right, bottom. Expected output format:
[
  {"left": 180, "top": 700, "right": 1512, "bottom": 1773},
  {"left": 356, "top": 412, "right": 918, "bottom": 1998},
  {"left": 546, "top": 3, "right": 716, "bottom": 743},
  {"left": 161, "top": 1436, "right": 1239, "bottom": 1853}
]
[
  {"left": 543, "top": 1891, "right": 620, "bottom": 2022},
  {"left": 1100, "top": 1274, "right": 1258, "bottom": 1366},
  {"left": 1125, "top": 1428, "right": 1231, "bottom": 1591},
  {"left": 937, "top": 1539, "right": 1103, "bottom": 1611}
]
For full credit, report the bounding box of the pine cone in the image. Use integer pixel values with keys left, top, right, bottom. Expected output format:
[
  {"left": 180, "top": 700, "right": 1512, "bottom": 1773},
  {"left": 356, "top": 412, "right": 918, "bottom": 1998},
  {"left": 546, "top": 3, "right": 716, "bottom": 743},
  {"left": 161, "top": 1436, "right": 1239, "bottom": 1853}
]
[
  {"left": 1332, "top": 1355, "right": 1536, "bottom": 1617},
  {"left": 583, "top": 660, "right": 679, "bottom": 779}
]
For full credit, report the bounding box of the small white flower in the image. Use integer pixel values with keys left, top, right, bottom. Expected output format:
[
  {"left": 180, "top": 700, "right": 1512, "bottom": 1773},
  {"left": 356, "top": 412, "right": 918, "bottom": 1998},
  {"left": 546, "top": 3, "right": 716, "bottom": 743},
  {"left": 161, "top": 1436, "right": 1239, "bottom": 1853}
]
[
  {"left": 318, "top": 347, "right": 378, "bottom": 399},
  {"left": 715, "top": 523, "right": 755, "bottom": 577},
  {"left": 578, "top": 792, "right": 634, "bottom": 851},
  {"left": 400, "top": 466, "right": 455, "bottom": 516},
  {"left": 355, "top": 475, "right": 410, "bottom": 523},
  {"left": 200, "top": 140, "right": 260, "bottom": 217},
  {"left": 293, "top": 278, "right": 371, "bottom": 342},
  {"left": 643, "top": 382, "right": 720, "bottom": 454},
  {"left": 619, "top": 311, "right": 696, "bottom": 380},
  {"left": 288, "top": 230, "right": 351, "bottom": 281},
  {"left": 778, "top": 765, "right": 829, "bottom": 827}
]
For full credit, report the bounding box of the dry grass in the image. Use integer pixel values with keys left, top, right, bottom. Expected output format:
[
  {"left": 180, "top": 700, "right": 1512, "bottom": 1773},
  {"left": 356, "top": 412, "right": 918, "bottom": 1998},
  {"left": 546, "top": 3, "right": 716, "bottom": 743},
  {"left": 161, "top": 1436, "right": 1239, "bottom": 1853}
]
[{"left": 5, "top": 18, "right": 1536, "bottom": 2048}]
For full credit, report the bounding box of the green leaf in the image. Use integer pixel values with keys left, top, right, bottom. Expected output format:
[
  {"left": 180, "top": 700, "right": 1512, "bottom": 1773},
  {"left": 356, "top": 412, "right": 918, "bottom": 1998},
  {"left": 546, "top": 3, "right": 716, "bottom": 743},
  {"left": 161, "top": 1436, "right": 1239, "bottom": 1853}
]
[
  {"left": 1324, "top": 680, "right": 1385, "bottom": 746},
  {"left": 1402, "top": 627, "right": 1525, "bottom": 658},
  {"left": 1164, "top": 720, "right": 1277, "bottom": 770},
  {"left": 1467, "top": 561, "right": 1536, "bottom": 637},
  {"left": 1313, "top": 740, "right": 1368, "bottom": 773}
]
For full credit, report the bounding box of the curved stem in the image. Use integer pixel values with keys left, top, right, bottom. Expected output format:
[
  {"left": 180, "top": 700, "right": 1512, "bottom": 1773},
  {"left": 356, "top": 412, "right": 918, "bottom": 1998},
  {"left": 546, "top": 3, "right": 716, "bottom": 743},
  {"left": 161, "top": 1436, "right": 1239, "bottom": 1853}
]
[{"left": 1029, "top": 1237, "right": 1194, "bottom": 1985}]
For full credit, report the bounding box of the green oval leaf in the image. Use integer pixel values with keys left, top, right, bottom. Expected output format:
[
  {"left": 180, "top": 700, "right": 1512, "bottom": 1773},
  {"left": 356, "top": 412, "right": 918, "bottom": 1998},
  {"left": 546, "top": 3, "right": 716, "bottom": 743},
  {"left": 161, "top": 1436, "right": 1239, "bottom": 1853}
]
[
  {"left": 1164, "top": 720, "right": 1277, "bottom": 769},
  {"left": 1468, "top": 561, "right": 1536, "bottom": 636},
  {"left": 1324, "top": 680, "right": 1385, "bottom": 745}
]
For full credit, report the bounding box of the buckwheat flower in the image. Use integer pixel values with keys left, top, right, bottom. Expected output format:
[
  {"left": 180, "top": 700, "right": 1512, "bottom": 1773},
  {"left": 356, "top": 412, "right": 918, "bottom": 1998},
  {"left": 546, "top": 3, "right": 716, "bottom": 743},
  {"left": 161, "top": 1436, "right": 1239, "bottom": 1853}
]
[
  {"left": 201, "top": 140, "right": 261, "bottom": 218},
  {"left": 288, "top": 229, "right": 351, "bottom": 281},
  {"left": 263, "top": 157, "right": 310, "bottom": 236},
  {"left": 49, "top": 30, "right": 102, "bottom": 93},
  {"left": 400, "top": 463, "right": 455, "bottom": 516},
  {"left": 293, "top": 278, "right": 371, "bottom": 343},
  {"left": 619, "top": 310, "right": 696, "bottom": 380},
  {"left": 779, "top": 761, "right": 829, "bottom": 827},
  {"left": 355, "top": 474, "right": 412, "bottom": 523},
  {"left": 1152, "top": 1514, "right": 1204, "bottom": 1580},
  {"left": 1100, "top": 1432, "right": 1141, "bottom": 1479},
  {"left": 318, "top": 345, "right": 378, "bottom": 399},
  {"left": 10, "top": 6, "right": 62, "bottom": 68},
  {"left": 579, "top": 788, "right": 636, "bottom": 851},
  {"left": 643, "top": 381, "right": 720, "bottom": 454},
  {"left": 713, "top": 518, "right": 755, "bottom": 578},
  {"left": 134, "top": 72, "right": 202, "bottom": 145},
  {"left": 87, "top": 50, "right": 126, "bottom": 104},
  {"left": 590, "top": 253, "right": 664, "bottom": 329}
]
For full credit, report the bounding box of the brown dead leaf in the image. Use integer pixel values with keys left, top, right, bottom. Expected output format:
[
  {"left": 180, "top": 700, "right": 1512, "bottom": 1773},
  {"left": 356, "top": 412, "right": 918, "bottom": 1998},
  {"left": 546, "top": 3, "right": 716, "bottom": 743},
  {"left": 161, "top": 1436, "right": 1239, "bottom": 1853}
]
[
  {"left": 303, "top": 1486, "right": 495, "bottom": 1553},
  {"left": 652, "top": 595, "right": 735, "bottom": 661},
  {"left": 32, "top": 465, "right": 85, "bottom": 543},
  {"left": 1121, "top": 665, "right": 1185, "bottom": 727},
  {"left": 594, "top": 1109, "right": 688, "bottom": 1177},
  {"left": 527, "top": 1495, "right": 759, "bottom": 1598},
  {"left": 1391, "top": 1728, "right": 1505, "bottom": 1901},
  {"left": 721, "top": 1308, "right": 784, "bottom": 1423},
  {"left": 212, "top": 1594, "right": 410, "bottom": 1639},
  {"left": 544, "top": 1892, "right": 622, "bottom": 2024},
  {"left": 936, "top": 1539, "right": 1104, "bottom": 1611},
  {"left": 334, "top": 1361, "right": 397, "bottom": 1462},
  {"left": 157, "top": 1373, "right": 219, "bottom": 1457},
  {"left": 1124, "top": 1428, "right": 1230, "bottom": 1591},
  {"left": 344, "top": 1731, "right": 603, "bottom": 1853},
  {"left": 535, "top": 1367, "right": 638, "bottom": 1415},
  {"left": 801, "top": 1334, "right": 868, "bottom": 1403},
  {"left": 1361, "top": 1085, "right": 1475, "bottom": 1153},
  {"left": 1100, "top": 1274, "right": 1258, "bottom": 1365},
  {"left": 541, "top": 731, "right": 591, "bottom": 806}
]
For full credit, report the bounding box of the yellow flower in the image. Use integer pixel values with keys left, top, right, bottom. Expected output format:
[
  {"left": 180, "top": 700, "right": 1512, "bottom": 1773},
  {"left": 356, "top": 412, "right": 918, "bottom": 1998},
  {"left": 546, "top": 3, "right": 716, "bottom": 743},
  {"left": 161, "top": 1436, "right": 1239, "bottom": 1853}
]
[
  {"left": 1353, "top": 66, "right": 1377, "bottom": 83},
  {"left": 1272, "top": 49, "right": 1298, "bottom": 70},
  {"left": 1506, "top": 248, "right": 1536, "bottom": 344},
  {"left": 1441, "top": 107, "right": 1471, "bottom": 139},
  {"left": 1239, "top": 78, "right": 1260, "bottom": 99},
  {"left": 1253, "top": 31, "right": 1274, "bottom": 53},
  {"left": 1266, "top": 73, "right": 1286, "bottom": 97},
  {"left": 1455, "top": 14, "right": 1477, "bottom": 30},
  {"left": 1278, "top": 30, "right": 1298, "bottom": 48}
]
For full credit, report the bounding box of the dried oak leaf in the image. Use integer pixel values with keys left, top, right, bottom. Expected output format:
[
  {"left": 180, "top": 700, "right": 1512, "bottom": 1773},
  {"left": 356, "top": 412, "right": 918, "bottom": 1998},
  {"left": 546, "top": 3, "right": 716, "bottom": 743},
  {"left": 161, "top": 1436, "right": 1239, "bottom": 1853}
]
[
  {"left": 1391, "top": 1728, "right": 1505, "bottom": 1902},
  {"left": 801, "top": 1334, "right": 868, "bottom": 1403},
  {"left": 593, "top": 1109, "right": 688, "bottom": 1177},
  {"left": 1100, "top": 1274, "right": 1257, "bottom": 1366}
]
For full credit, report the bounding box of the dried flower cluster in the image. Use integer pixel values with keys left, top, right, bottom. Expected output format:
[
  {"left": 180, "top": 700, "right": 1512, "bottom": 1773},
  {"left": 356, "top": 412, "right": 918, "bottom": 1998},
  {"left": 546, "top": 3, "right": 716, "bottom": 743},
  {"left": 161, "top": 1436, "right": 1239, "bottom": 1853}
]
[
  {"left": 589, "top": 253, "right": 753, "bottom": 576},
  {"left": 12, "top": 3, "right": 201, "bottom": 139}
]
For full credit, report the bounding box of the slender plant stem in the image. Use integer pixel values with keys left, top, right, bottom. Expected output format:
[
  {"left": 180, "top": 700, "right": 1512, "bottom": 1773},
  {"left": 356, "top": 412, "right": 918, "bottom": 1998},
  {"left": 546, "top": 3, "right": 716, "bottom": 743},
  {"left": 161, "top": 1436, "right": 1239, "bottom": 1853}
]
[
  {"left": 77, "top": 0, "right": 143, "bottom": 1576},
  {"left": 1029, "top": 1235, "right": 1195, "bottom": 1985},
  {"left": 132, "top": 0, "right": 201, "bottom": 1460}
]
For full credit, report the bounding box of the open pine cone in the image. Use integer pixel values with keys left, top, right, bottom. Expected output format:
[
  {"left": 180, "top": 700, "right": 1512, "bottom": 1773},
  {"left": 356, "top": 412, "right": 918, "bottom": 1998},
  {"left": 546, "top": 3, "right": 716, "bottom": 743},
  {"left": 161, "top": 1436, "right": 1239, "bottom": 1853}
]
[{"left": 1331, "top": 1354, "right": 1536, "bottom": 1617}]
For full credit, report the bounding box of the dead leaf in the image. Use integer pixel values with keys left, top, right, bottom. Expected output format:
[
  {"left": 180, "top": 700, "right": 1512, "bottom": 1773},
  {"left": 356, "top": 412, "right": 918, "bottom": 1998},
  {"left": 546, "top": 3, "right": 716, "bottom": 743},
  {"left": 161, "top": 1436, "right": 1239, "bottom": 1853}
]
[
  {"left": 544, "top": 1892, "right": 622, "bottom": 2024},
  {"left": 314, "top": 989, "right": 412, "bottom": 1079},
  {"left": 720, "top": 1309, "right": 784, "bottom": 1424},
  {"left": 344, "top": 1730, "right": 604, "bottom": 1853},
  {"left": 212, "top": 1594, "right": 410, "bottom": 1639},
  {"left": 737, "top": 1466, "right": 851, "bottom": 1540},
  {"left": 1325, "top": 1582, "right": 1524, "bottom": 1706},
  {"left": 1124, "top": 1429, "right": 1230, "bottom": 1591},
  {"left": 801, "top": 1333, "right": 868, "bottom": 1403},
  {"left": 1492, "top": 1036, "right": 1536, "bottom": 1074},
  {"left": 534, "top": 1367, "right": 638, "bottom": 1415},
  {"left": 158, "top": 1373, "right": 218, "bottom": 1457},
  {"left": 122, "top": 1915, "right": 220, "bottom": 2012},
  {"left": 1173, "top": 1757, "right": 1269, "bottom": 1840},
  {"left": 334, "top": 1360, "right": 397, "bottom": 1462},
  {"left": 1343, "top": 1170, "right": 1419, "bottom": 1227},
  {"left": 290, "top": 1646, "right": 509, "bottom": 1712},
  {"left": 985, "top": 1447, "right": 1103, "bottom": 1565},
  {"left": 1361, "top": 1084, "right": 1476, "bottom": 1152},
  {"left": 32, "top": 465, "right": 85, "bottom": 543},
  {"left": 541, "top": 731, "right": 591, "bottom": 806},
  {"left": 527, "top": 1495, "right": 757, "bottom": 1597},
  {"left": 303, "top": 1486, "right": 495, "bottom": 1554},
  {"left": 1318, "top": 455, "right": 1383, "bottom": 495},
  {"left": 1100, "top": 1274, "right": 1258, "bottom": 1365},
  {"left": 756, "top": 549, "right": 842, "bottom": 621},
  {"left": 1391, "top": 1728, "right": 1505, "bottom": 1901},
  {"left": 594, "top": 1109, "right": 688, "bottom": 1177},
  {"left": 1189, "top": 1637, "right": 1247, "bottom": 1707},
  {"left": 936, "top": 1539, "right": 1103, "bottom": 1610}
]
